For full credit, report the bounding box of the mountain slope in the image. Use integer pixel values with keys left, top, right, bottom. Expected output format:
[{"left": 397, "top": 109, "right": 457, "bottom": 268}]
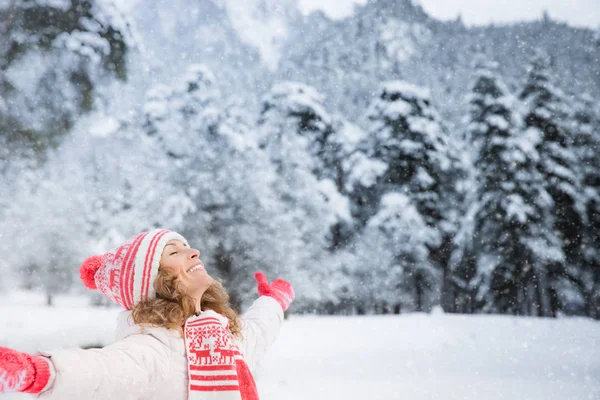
[{"left": 278, "top": 0, "right": 600, "bottom": 132}]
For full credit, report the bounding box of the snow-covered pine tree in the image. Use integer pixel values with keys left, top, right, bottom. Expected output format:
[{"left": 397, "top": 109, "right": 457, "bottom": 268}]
[
  {"left": 571, "top": 93, "right": 600, "bottom": 318},
  {"left": 520, "top": 52, "right": 584, "bottom": 315},
  {"left": 257, "top": 81, "right": 352, "bottom": 232},
  {"left": 467, "top": 59, "right": 562, "bottom": 315},
  {"left": 257, "top": 81, "right": 357, "bottom": 250},
  {"left": 0, "top": 1, "right": 135, "bottom": 278},
  {"left": 356, "top": 81, "right": 448, "bottom": 226},
  {"left": 354, "top": 193, "right": 438, "bottom": 313},
  {"left": 350, "top": 80, "right": 462, "bottom": 312},
  {"left": 0, "top": 0, "right": 133, "bottom": 162},
  {"left": 257, "top": 82, "right": 335, "bottom": 180},
  {"left": 1, "top": 152, "right": 90, "bottom": 305},
  {"left": 257, "top": 81, "right": 351, "bottom": 311},
  {"left": 141, "top": 65, "right": 299, "bottom": 309}
]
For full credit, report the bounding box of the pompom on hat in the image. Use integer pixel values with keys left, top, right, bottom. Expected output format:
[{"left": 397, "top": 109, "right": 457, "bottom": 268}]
[{"left": 79, "top": 229, "right": 189, "bottom": 310}]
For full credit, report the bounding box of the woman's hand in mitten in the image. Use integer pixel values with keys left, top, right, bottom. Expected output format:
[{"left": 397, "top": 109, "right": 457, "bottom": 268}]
[
  {"left": 254, "top": 272, "right": 295, "bottom": 312},
  {"left": 0, "top": 346, "right": 52, "bottom": 394}
]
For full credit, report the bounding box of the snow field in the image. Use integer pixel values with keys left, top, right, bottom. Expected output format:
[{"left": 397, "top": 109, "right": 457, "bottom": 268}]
[{"left": 0, "top": 293, "right": 598, "bottom": 399}]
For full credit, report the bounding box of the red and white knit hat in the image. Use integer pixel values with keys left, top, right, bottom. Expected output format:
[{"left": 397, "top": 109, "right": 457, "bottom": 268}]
[{"left": 79, "top": 229, "right": 189, "bottom": 310}]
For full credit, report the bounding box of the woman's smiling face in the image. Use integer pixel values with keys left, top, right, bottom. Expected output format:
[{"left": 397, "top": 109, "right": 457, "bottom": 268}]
[{"left": 159, "top": 239, "right": 213, "bottom": 297}]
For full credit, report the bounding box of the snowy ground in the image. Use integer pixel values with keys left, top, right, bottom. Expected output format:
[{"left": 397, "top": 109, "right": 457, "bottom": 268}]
[{"left": 1, "top": 292, "right": 599, "bottom": 399}]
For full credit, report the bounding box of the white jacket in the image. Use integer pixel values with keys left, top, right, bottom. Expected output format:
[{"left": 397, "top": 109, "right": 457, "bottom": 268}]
[{"left": 38, "top": 296, "right": 283, "bottom": 399}]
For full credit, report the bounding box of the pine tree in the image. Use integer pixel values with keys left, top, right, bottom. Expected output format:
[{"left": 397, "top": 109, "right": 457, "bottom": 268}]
[
  {"left": 0, "top": 0, "right": 133, "bottom": 162},
  {"left": 1, "top": 152, "right": 90, "bottom": 305},
  {"left": 467, "top": 59, "right": 562, "bottom": 315},
  {"left": 258, "top": 82, "right": 352, "bottom": 231},
  {"left": 258, "top": 82, "right": 335, "bottom": 180},
  {"left": 571, "top": 93, "right": 600, "bottom": 318},
  {"left": 141, "top": 65, "right": 298, "bottom": 309},
  {"left": 358, "top": 81, "right": 456, "bottom": 227},
  {"left": 353, "top": 80, "right": 462, "bottom": 312},
  {"left": 520, "top": 52, "right": 584, "bottom": 315},
  {"left": 355, "top": 193, "right": 438, "bottom": 313},
  {"left": 257, "top": 81, "right": 351, "bottom": 310}
]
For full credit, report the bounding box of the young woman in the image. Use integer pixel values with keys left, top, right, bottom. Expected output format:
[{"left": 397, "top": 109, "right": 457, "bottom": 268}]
[{"left": 0, "top": 229, "right": 294, "bottom": 399}]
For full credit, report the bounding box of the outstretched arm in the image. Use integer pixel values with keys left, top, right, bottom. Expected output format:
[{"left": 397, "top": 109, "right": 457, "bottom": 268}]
[
  {"left": 237, "top": 272, "right": 294, "bottom": 369},
  {"left": 1, "top": 334, "right": 171, "bottom": 399}
]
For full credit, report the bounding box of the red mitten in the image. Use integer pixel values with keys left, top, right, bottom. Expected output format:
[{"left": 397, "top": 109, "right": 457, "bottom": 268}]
[
  {"left": 254, "top": 272, "right": 295, "bottom": 312},
  {"left": 0, "top": 346, "right": 52, "bottom": 394}
]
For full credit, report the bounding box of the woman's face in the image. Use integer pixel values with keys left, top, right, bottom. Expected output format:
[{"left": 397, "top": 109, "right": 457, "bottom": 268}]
[{"left": 159, "top": 239, "right": 213, "bottom": 297}]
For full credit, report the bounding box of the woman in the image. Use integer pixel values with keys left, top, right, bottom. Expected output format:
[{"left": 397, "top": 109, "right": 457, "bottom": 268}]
[{"left": 0, "top": 229, "right": 294, "bottom": 399}]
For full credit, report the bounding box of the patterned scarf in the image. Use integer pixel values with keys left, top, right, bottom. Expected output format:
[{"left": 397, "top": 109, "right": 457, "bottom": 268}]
[{"left": 184, "top": 311, "right": 259, "bottom": 400}]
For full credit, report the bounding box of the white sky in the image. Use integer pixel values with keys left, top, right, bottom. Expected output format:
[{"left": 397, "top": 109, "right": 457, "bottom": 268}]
[{"left": 298, "top": 0, "right": 600, "bottom": 29}]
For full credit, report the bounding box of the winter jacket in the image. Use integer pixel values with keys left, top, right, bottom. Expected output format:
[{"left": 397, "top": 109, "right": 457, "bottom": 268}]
[{"left": 37, "top": 296, "right": 283, "bottom": 399}]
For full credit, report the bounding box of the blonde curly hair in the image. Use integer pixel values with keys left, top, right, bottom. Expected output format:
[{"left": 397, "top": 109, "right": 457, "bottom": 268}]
[{"left": 131, "top": 268, "right": 242, "bottom": 338}]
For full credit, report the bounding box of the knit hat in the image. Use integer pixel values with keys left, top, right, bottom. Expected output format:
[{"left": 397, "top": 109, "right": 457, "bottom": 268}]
[{"left": 79, "top": 229, "right": 189, "bottom": 310}]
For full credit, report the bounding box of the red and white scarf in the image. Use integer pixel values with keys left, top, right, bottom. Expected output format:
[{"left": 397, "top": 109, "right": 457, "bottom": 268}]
[{"left": 184, "top": 311, "right": 259, "bottom": 400}]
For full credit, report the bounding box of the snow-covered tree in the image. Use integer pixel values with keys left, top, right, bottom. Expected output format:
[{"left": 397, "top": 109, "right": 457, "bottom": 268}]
[
  {"left": 0, "top": 0, "right": 134, "bottom": 162},
  {"left": 0, "top": 2, "right": 135, "bottom": 296},
  {"left": 1, "top": 0, "right": 599, "bottom": 319},
  {"left": 351, "top": 80, "right": 463, "bottom": 311},
  {"left": 361, "top": 80, "right": 462, "bottom": 228},
  {"left": 571, "top": 93, "right": 600, "bottom": 318},
  {"left": 0, "top": 100, "right": 198, "bottom": 302},
  {"left": 520, "top": 52, "right": 584, "bottom": 315},
  {"left": 354, "top": 193, "right": 438, "bottom": 313},
  {"left": 257, "top": 81, "right": 351, "bottom": 309},
  {"left": 1, "top": 152, "right": 90, "bottom": 305},
  {"left": 257, "top": 81, "right": 357, "bottom": 250},
  {"left": 258, "top": 82, "right": 336, "bottom": 179},
  {"left": 140, "top": 66, "right": 301, "bottom": 309},
  {"left": 465, "top": 59, "right": 562, "bottom": 315}
]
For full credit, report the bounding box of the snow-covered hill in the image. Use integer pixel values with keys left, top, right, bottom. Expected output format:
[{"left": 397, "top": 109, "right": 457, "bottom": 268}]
[
  {"left": 112, "top": 0, "right": 600, "bottom": 131},
  {"left": 1, "top": 292, "right": 598, "bottom": 399},
  {"left": 225, "top": 0, "right": 300, "bottom": 69},
  {"left": 116, "top": 0, "right": 299, "bottom": 69}
]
